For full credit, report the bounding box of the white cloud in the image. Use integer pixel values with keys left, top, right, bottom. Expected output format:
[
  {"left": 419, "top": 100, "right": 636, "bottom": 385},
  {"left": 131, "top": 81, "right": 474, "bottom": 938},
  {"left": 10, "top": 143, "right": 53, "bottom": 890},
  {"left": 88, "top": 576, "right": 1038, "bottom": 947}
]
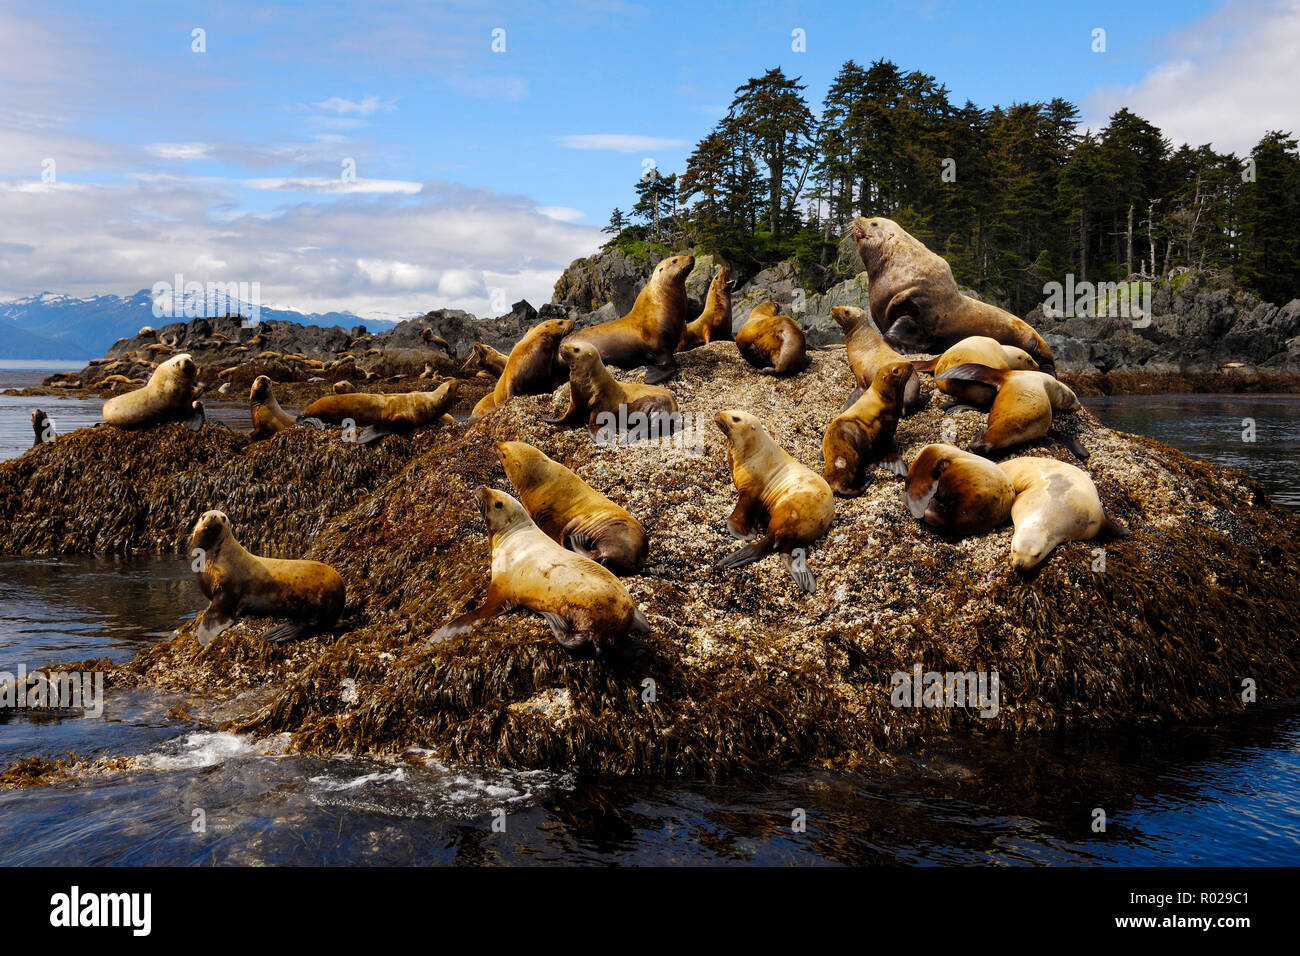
[
  {"left": 145, "top": 143, "right": 212, "bottom": 160},
  {"left": 243, "top": 177, "right": 423, "bottom": 194},
  {"left": 312, "top": 95, "right": 394, "bottom": 116},
  {"left": 1083, "top": 0, "right": 1300, "bottom": 155},
  {"left": 537, "top": 206, "right": 584, "bottom": 222},
  {"left": 559, "top": 134, "right": 687, "bottom": 153}
]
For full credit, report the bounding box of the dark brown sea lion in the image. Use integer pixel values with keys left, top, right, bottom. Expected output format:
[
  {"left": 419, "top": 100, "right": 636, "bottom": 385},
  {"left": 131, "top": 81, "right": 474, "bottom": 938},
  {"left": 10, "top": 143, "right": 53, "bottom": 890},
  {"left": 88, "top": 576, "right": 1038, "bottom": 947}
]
[
  {"left": 188, "top": 510, "right": 345, "bottom": 646},
  {"left": 852, "top": 216, "right": 1054, "bottom": 372},
  {"left": 714, "top": 409, "right": 836, "bottom": 593},
  {"left": 564, "top": 253, "right": 694, "bottom": 383},
  {"left": 934, "top": 364, "right": 1086, "bottom": 458},
  {"left": 249, "top": 376, "right": 296, "bottom": 440},
  {"left": 821, "top": 361, "right": 911, "bottom": 496},
  {"left": 677, "top": 263, "right": 733, "bottom": 351},
  {"left": 430, "top": 487, "right": 651, "bottom": 658},
  {"left": 31, "top": 409, "right": 53, "bottom": 446},
  {"left": 496, "top": 440, "right": 648, "bottom": 575},
  {"left": 545, "top": 340, "right": 678, "bottom": 441},
  {"left": 830, "top": 305, "right": 925, "bottom": 414},
  {"left": 299, "top": 381, "right": 455, "bottom": 443},
  {"left": 998, "top": 457, "right": 1128, "bottom": 570},
  {"left": 735, "top": 302, "right": 808, "bottom": 376},
  {"left": 102, "top": 353, "right": 204, "bottom": 429},
  {"left": 903, "top": 444, "right": 1015, "bottom": 538}
]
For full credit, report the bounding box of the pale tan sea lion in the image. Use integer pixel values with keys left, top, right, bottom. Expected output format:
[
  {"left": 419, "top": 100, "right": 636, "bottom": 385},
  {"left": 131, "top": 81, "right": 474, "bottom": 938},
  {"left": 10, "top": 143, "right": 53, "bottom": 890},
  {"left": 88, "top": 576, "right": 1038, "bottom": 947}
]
[
  {"left": 564, "top": 254, "right": 694, "bottom": 383},
  {"left": 934, "top": 364, "right": 1087, "bottom": 458},
  {"left": 249, "top": 376, "right": 296, "bottom": 440},
  {"left": 496, "top": 440, "right": 648, "bottom": 575},
  {"left": 912, "top": 335, "right": 1039, "bottom": 408},
  {"left": 545, "top": 341, "right": 678, "bottom": 441},
  {"left": 102, "top": 353, "right": 204, "bottom": 430},
  {"left": 714, "top": 409, "right": 836, "bottom": 593},
  {"left": 472, "top": 318, "right": 575, "bottom": 420},
  {"left": 852, "top": 216, "right": 1054, "bottom": 372},
  {"left": 299, "top": 381, "right": 455, "bottom": 443},
  {"left": 903, "top": 444, "right": 1015, "bottom": 538},
  {"left": 677, "top": 263, "right": 733, "bottom": 351},
  {"left": 735, "top": 302, "right": 809, "bottom": 376},
  {"left": 188, "top": 510, "right": 346, "bottom": 646},
  {"left": 430, "top": 487, "right": 650, "bottom": 658},
  {"left": 998, "top": 457, "right": 1128, "bottom": 570}
]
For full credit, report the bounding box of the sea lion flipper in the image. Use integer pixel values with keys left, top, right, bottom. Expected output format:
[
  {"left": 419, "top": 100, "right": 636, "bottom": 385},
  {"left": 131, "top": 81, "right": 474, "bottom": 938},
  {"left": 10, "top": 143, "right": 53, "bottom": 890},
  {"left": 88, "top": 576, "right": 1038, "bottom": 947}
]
[
  {"left": 261, "top": 621, "right": 312, "bottom": 644},
  {"left": 356, "top": 424, "right": 390, "bottom": 444},
  {"left": 1055, "top": 431, "right": 1091, "bottom": 461},
  {"left": 184, "top": 402, "right": 206, "bottom": 431},
  {"left": 716, "top": 533, "right": 775, "bottom": 570},
  {"left": 631, "top": 607, "right": 651, "bottom": 635},
  {"left": 1102, "top": 511, "right": 1130, "bottom": 539},
  {"left": 910, "top": 357, "right": 939, "bottom": 374},
  {"left": 935, "top": 363, "right": 1006, "bottom": 388},
  {"left": 841, "top": 387, "right": 864, "bottom": 411},
  {"left": 643, "top": 359, "right": 677, "bottom": 385},
  {"left": 539, "top": 612, "right": 580, "bottom": 647},
  {"left": 781, "top": 552, "right": 816, "bottom": 595},
  {"left": 883, "top": 453, "right": 907, "bottom": 477},
  {"left": 195, "top": 603, "right": 235, "bottom": 647},
  {"left": 297, "top": 416, "right": 326, "bottom": 430}
]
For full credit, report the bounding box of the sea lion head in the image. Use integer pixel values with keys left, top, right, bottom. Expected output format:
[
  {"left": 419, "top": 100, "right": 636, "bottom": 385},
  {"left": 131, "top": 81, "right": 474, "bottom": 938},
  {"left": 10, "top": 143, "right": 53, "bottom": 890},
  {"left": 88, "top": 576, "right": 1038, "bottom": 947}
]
[
  {"left": 474, "top": 485, "right": 530, "bottom": 534},
  {"left": 492, "top": 439, "right": 542, "bottom": 478},
  {"left": 1010, "top": 519, "right": 1054, "bottom": 572},
  {"left": 749, "top": 301, "right": 781, "bottom": 321},
  {"left": 1002, "top": 346, "right": 1039, "bottom": 371},
  {"left": 536, "top": 318, "right": 576, "bottom": 341},
  {"left": 871, "top": 360, "right": 912, "bottom": 403},
  {"left": 903, "top": 444, "right": 954, "bottom": 520},
  {"left": 714, "top": 263, "right": 733, "bottom": 291},
  {"left": 189, "top": 509, "right": 232, "bottom": 555},
  {"left": 850, "top": 216, "right": 902, "bottom": 271},
  {"left": 655, "top": 254, "right": 695, "bottom": 286},
  {"left": 558, "top": 339, "right": 601, "bottom": 370},
  {"left": 830, "top": 305, "right": 871, "bottom": 334},
  {"left": 250, "top": 375, "right": 273, "bottom": 403},
  {"left": 713, "top": 409, "right": 769, "bottom": 457}
]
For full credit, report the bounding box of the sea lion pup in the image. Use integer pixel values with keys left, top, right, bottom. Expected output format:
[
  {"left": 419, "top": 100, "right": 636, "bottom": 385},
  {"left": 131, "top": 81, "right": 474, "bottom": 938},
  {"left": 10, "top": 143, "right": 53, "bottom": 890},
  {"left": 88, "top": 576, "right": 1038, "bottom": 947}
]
[
  {"left": 563, "top": 253, "right": 694, "bottom": 384},
  {"left": 188, "top": 510, "right": 345, "bottom": 646},
  {"left": 912, "top": 335, "right": 1039, "bottom": 409},
  {"left": 495, "top": 440, "right": 648, "bottom": 575},
  {"left": 31, "top": 409, "right": 53, "bottom": 446},
  {"left": 935, "top": 364, "right": 1088, "bottom": 459},
  {"left": 102, "top": 352, "right": 204, "bottom": 429},
  {"left": 545, "top": 341, "right": 679, "bottom": 442},
  {"left": 463, "top": 341, "right": 509, "bottom": 377},
  {"left": 713, "top": 409, "right": 836, "bottom": 594},
  {"left": 903, "top": 444, "right": 1015, "bottom": 538},
  {"left": 248, "top": 376, "right": 296, "bottom": 440},
  {"left": 735, "top": 301, "right": 809, "bottom": 376},
  {"left": 298, "top": 381, "right": 455, "bottom": 443},
  {"left": 998, "top": 457, "right": 1128, "bottom": 571},
  {"left": 821, "top": 361, "right": 911, "bottom": 496},
  {"left": 851, "top": 216, "right": 1055, "bottom": 373},
  {"left": 471, "top": 318, "right": 575, "bottom": 420},
  {"left": 677, "top": 263, "right": 733, "bottom": 351},
  {"left": 830, "top": 305, "right": 925, "bottom": 414},
  {"left": 430, "top": 486, "right": 650, "bottom": 659}
]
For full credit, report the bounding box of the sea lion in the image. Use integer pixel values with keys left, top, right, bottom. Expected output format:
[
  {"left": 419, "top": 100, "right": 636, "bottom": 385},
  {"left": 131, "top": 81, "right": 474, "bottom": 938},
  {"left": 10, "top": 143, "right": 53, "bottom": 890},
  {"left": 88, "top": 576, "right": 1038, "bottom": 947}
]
[
  {"left": 31, "top": 409, "right": 53, "bottom": 446},
  {"left": 430, "top": 486, "right": 651, "bottom": 658},
  {"left": 564, "top": 253, "right": 694, "bottom": 383},
  {"left": 545, "top": 340, "right": 678, "bottom": 442},
  {"left": 998, "top": 457, "right": 1128, "bottom": 570},
  {"left": 188, "top": 510, "right": 346, "bottom": 646},
  {"left": 298, "top": 381, "right": 455, "bottom": 443},
  {"left": 714, "top": 409, "right": 836, "bottom": 593},
  {"left": 735, "top": 302, "right": 809, "bottom": 376},
  {"left": 935, "top": 364, "right": 1087, "bottom": 459},
  {"left": 830, "top": 305, "right": 925, "bottom": 413},
  {"left": 472, "top": 318, "right": 575, "bottom": 420},
  {"left": 821, "top": 361, "right": 911, "bottom": 496},
  {"left": 912, "top": 335, "right": 1039, "bottom": 408},
  {"left": 495, "top": 440, "right": 648, "bottom": 575},
  {"left": 101, "top": 352, "right": 204, "bottom": 430},
  {"left": 903, "top": 444, "right": 1015, "bottom": 538},
  {"left": 677, "top": 263, "right": 733, "bottom": 351},
  {"left": 332, "top": 380, "right": 353, "bottom": 394},
  {"left": 464, "top": 342, "right": 509, "bottom": 377},
  {"left": 249, "top": 376, "right": 296, "bottom": 440},
  {"left": 852, "top": 216, "right": 1054, "bottom": 372}
]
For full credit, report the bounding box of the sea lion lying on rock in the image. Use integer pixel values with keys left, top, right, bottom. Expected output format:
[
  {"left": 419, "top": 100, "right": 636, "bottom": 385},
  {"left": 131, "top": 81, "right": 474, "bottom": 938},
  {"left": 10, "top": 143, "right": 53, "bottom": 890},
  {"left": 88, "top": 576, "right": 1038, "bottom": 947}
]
[
  {"left": 998, "top": 457, "right": 1128, "bottom": 570},
  {"left": 299, "top": 382, "right": 456, "bottom": 443},
  {"left": 735, "top": 302, "right": 809, "bottom": 376},
  {"left": 102, "top": 353, "right": 204, "bottom": 430}
]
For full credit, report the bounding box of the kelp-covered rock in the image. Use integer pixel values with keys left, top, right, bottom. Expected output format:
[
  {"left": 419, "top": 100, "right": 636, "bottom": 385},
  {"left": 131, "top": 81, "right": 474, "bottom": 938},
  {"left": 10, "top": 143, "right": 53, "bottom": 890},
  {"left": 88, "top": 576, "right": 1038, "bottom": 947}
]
[{"left": 4, "top": 342, "right": 1299, "bottom": 778}]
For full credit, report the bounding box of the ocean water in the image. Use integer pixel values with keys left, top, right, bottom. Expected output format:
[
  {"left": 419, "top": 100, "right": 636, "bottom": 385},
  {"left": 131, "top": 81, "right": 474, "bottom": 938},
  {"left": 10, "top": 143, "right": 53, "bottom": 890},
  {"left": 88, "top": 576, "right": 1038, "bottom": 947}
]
[{"left": 1, "top": 369, "right": 1298, "bottom": 865}]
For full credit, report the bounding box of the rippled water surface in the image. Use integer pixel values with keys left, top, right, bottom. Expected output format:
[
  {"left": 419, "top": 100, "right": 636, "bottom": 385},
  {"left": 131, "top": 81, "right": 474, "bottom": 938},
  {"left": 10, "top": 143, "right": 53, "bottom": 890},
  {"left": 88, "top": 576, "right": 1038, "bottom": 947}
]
[{"left": 1, "top": 370, "right": 1298, "bottom": 864}]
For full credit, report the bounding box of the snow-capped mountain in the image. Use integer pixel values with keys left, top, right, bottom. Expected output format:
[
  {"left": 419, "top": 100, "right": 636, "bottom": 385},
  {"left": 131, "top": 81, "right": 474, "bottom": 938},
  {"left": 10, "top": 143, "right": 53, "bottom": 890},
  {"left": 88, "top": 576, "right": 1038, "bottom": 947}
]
[{"left": 0, "top": 289, "right": 396, "bottom": 360}]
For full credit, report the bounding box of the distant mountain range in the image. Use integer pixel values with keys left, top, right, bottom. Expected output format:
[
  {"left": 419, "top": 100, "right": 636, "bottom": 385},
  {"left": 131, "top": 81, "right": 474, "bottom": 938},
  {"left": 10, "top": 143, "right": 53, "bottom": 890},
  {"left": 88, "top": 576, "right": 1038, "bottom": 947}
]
[{"left": 0, "top": 290, "right": 398, "bottom": 360}]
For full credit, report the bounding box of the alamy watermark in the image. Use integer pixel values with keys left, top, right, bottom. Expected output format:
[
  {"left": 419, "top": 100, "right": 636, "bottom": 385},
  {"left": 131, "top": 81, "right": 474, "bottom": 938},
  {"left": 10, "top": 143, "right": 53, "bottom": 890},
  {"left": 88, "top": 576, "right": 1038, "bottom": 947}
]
[
  {"left": 1041, "top": 275, "right": 1152, "bottom": 327},
  {"left": 0, "top": 664, "right": 104, "bottom": 717},
  {"left": 890, "top": 664, "right": 999, "bottom": 718}
]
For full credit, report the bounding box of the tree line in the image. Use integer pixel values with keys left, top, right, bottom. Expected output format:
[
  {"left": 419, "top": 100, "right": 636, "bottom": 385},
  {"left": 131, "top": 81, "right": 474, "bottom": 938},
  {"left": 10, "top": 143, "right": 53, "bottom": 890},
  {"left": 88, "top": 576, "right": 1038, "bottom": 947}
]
[{"left": 603, "top": 60, "right": 1300, "bottom": 310}]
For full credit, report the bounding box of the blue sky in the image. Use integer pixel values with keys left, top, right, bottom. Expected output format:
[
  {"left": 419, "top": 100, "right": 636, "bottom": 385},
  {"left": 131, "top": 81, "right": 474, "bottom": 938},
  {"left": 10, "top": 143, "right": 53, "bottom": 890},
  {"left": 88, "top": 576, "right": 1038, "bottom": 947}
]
[{"left": 1, "top": 0, "right": 1295, "bottom": 318}]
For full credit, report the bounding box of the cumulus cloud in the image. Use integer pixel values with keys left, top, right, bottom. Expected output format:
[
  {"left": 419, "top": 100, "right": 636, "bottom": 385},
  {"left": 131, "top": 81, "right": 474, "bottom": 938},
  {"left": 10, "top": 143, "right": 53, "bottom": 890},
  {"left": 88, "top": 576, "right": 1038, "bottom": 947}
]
[
  {"left": 559, "top": 134, "right": 687, "bottom": 153},
  {"left": 1083, "top": 0, "right": 1300, "bottom": 154}
]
